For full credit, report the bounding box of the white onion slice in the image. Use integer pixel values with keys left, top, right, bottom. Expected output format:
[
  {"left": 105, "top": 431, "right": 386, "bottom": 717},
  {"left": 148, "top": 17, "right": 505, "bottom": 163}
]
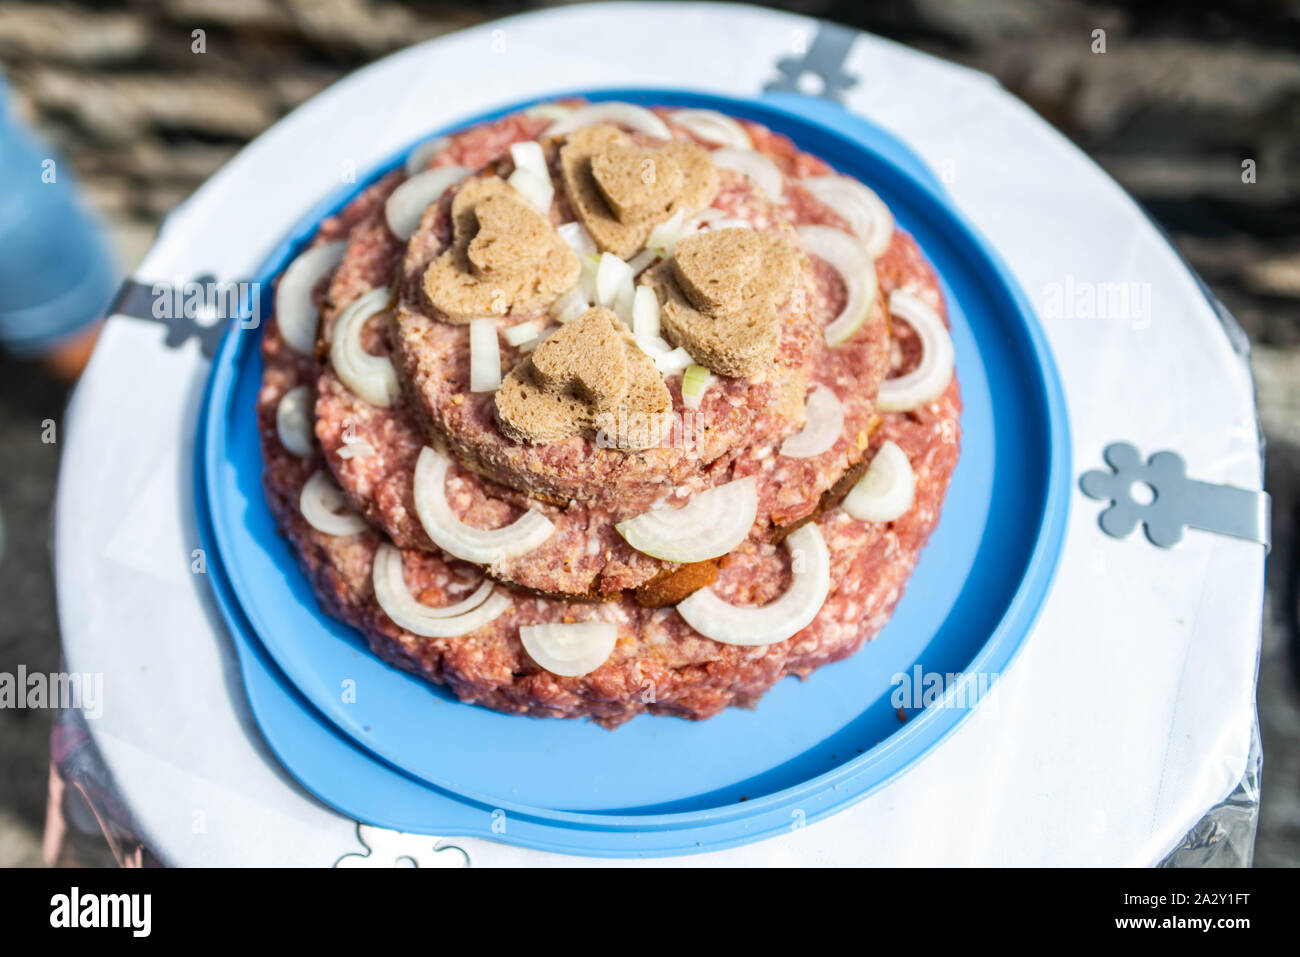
[
  {"left": 524, "top": 102, "right": 574, "bottom": 122},
  {"left": 578, "top": 253, "right": 601, "bottom": 301},
  {"left": 299, "top": 470, "right": 368, "bottom": 536},
  {"left": 676, "top": 523, "right": 830, "bottom": 646},
  {"left": 551, "top": 285, "right": 589, "bottom": 324},
  {"left": 329, "top": 287, "right": 400, "bottom": 407},
  {"left": 413, "top": 446, "right": 555, "bottom": 564},
  {"left": 404, "top": 135, "right": 450, "bottom": 176},
  {"left": 276, "top": 241, "right": 345, "bottom": 355},
  {"left": 646, "top": 209, "right": 688, "bottom": 251},
  {"left": 275, "top": 385, "right": 315, "bottom": 457},
  {"left": 632, "top": 285, "right": 661, "bottom": 339},
  {"left": 468, "top": 317, "right": 502, "bottom": 392},
  {"left": 519, "top": 622, "right": 618, "bottom": 677},
  {"left": 372, "top": 544, "right": 510, "bottom": 638},
  {"left": 616, "top": 476, "right": 757, "bottom": 563},
  {"left": 544, "top": 102, "right": 671, "bottom": 140},
  {"left": 779, "top": 385, "right": 844, "bottom": 458},
  {"left": 668, "top": 109, "right": 753, "bottom": 149},
  {"left": 557, "top": 221, "right": 597, "bottom": 257},
  {"left": 503, "top": 321, "right": 541, "bottom": 347},
  {"left": 843, "top": 441, "right": 916, "bottom": 523},
  {"left": 797, "top": 225, "right": 878, "bottom": 347},
  {"left": 680, "top": 364, "right": 713, "bottom": 410},
  {"left": 625, "top": 247, "right": 660, "bottom": 274},
  {"left": 506, "top": 166, "right": 554, "bottom": 214},
  {"left": 878, "top": 291, "right": 955, "bottom": 412},
  {"left": 802, "top": 175, "right": 894, "bottom": 259},
  {"left": 385, "top": 166, "right": 469, "bottom": 240},
  {"left": 634, "top": 335, "right": 693, "bottom": 375},
  {"left": 510, "top": 141, "right": 547, "bottom": 179},
  {"left": 595, "top": 252, "right": 634, "bottom": 308},
  {"left": 711, "top": 147, "right": 784, "bottom": 200}
]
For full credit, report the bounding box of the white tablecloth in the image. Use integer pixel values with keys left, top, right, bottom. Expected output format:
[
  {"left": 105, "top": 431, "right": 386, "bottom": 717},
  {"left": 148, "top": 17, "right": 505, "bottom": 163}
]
[{"left": 54, "top": 2, "right": 1264, "bottom": 866}]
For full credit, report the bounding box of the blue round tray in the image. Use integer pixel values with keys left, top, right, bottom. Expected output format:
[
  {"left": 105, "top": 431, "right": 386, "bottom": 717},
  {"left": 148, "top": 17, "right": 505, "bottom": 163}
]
[{"left": 197, "top": 88, "right": 1071, "bottom": 857}]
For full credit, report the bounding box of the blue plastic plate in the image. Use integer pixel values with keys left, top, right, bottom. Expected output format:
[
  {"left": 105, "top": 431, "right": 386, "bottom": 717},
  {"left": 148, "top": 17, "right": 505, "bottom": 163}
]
[{"left": 197, "top": 88, "right": 1070, "bottom": 856}]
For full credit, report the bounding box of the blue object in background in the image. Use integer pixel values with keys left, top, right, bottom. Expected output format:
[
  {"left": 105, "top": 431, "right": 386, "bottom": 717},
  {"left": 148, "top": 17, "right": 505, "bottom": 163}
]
[{"left": 0, "top": 73, "right": 117, "bottom": 357}]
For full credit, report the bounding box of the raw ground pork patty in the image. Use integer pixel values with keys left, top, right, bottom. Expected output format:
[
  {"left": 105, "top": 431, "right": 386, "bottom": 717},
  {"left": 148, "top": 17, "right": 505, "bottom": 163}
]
[
  {"left": 312, "top": 109, "right": 917, "bottom": 599},
  {"left": 258, "top": 103, "right": 962, "bottom": 726}
]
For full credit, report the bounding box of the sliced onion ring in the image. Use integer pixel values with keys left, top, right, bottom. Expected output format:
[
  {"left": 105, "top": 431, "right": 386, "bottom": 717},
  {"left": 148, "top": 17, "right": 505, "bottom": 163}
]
[
  {"left": 330, "top": 287, "right": 400, "bottom": 407},
  {"left": 878, "top": 290, "right": 955, "bottom": 412},
  {"left": 299, "top": 470, "right": 368, "bottom": 536},
  {"left": 616, "top": 476, "right": 757, "bottom": 563},
  {"left": 520, "top": 621, "right": 618, "bottom": 677},
  {"left": 276, "top": 385, "right": 315, "bottom": 457},
  {"left": 843, "top": 441, "right": 916, "bottom": 523},
  {"left": 372, "top": 544, "right": 511, "bottom": 638},
  {"left": 779, "top": 385, "right": 844, "bottom": 458},
  {"left": 802, "top": 175, "right": 894, "bottom": 259},
  {"left": 404, "top": 135, "right": 450, "bottom": 176},
  {"left": 675, "top": 523, "right": 830, "bottom": 646},
  {"left": 385, "top": 166, "right": 469, "bottom": 240},
  {"left": 710, "top": 148, "right": 784, "bottom": 200},
  {"left": 413, "top": 446, "right": 555, "bottom": 564},
  {"left": 544, "top": 102, "right": 671, "bottom": 140},
  {"left": 667, "top": 109, "right": 752, "bottom": 149},
  {"left": 276, "top": 241, "right": 345, "bottom": 355},
  {"left": 797, "top": 225, "right": 878, "bottom": 347}
]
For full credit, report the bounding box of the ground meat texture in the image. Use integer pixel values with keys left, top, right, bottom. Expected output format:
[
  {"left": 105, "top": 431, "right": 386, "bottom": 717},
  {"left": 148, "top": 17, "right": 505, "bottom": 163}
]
[{"left": 257, "top": 104, "right": 962, "bottom": 726}]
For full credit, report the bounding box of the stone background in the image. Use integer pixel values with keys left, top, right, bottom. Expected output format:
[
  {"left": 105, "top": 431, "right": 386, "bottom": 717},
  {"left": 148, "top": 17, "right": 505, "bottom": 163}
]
[{"left": 0, "top": 0, "right": 1295, "bottom": 866}]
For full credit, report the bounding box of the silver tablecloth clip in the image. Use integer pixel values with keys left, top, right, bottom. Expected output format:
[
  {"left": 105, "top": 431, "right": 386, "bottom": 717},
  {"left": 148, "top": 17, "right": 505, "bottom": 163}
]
[{"left": 1080, "top": 442, "right": 1270, "bottom": 550}]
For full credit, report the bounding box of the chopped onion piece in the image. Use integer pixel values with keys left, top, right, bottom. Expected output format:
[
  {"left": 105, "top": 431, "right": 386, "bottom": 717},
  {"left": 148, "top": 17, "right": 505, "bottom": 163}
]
[
  {"left": 519, "top": 325, "right": 557, "bottom": 354},
  {"left": 635, "top": 335, "right": 693, "bottom": 375},
  {"left": 299, "top": 470, "right": 367, "bottom": 536},
  {"left": 338, "top": 439, "right": 376, "bottom": 460},
  {"left": 551, "top": 285, "right": 589, "bottom": 324},
  {"left": 802, "top": 175, "right": 894, "bottom": 259},
  {"left": 646, "top": 209, "right": 688, "bottom": 251},
  {"left": 510, "top": 141, "right": 547, "bottom": 179},
  {"left": 797, "top": 225, "right": 878, "bottom": 347},
  {"left": 373, "top": 544, "right": 510, "bottom": 638},
  {"left": 404, "top": 135, "right": 450, "bottom": 176},
  {"left": 843, "top": 441, "right": 916, "bottom": 523},
  {"left": 668, "top": 109, "right": 752, "bottom": 148},
  {"left": 617, "top": 476, "right": 757, "bottom": 563},
  {"left": 711, "top": 147, "right": 784, "bottom": 199},
  {"left": 413, "top": 446, "right": 555, "bottom": 564},
  {"left": 557, "top": 221, "right": 597, "bottom": 257},
  {"left": 503, "top": 321, "right": 541, "bottom": 347},
  {"left": 595, "top": 252, "right": 634, "bottom": 308},
  {"left": 626, "top": 247, "right": 660, "bottom": 274},
  {"left": 632, "top": 285, "right": 661, "bottom": 339},
  {"left": 779, "top": 385, "right": 844, "bottom": 458},
  {"left": 578, "top": 253, "right": 601, "bottom": 302},
  {"left": 468, "top": 318, "right": 502, "bottom": 392},
  {"left": 680, "top": 364, "right": 713, "bottom": 410},
  {"left": 878, "top": 291, "right": 955, "bottom": 412},
  {"left": 506, "top": 166, "right": 553, "bottom": 214},
  {"left": 385, "top": 166, "right": 469, "bottom": 240},
  {"left": 275, "top": 385, "right": 315, "bottom": 457},
  {"left": 676, "top": 523, "right": 830, "bottom": 646},
  {"left": 519, "top": 622, "right": 618, "bottom": 677},
  {"left": 276, "top": 241, "right": 345, "bottom": 355},
  {"left": 329, "top": 287, "right": 399, "bottom": 407},
  {"left": 544, "top": 102, "right": 670, "bottom": 140}
]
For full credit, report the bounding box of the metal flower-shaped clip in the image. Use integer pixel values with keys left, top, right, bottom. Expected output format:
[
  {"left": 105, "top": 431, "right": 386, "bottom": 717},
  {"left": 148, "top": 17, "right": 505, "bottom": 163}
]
[{"left": 1080, "top": 443, "right": 1270, "bottom": 550}]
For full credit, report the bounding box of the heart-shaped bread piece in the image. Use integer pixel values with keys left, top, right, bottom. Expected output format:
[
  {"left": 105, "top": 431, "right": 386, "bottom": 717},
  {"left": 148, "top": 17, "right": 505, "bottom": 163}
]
[
  {"left": 467, "top": 192, "right": 556, "bottom": 279},
  {"left": 643, "top": 227, "right": 804, "bottom": 378},
  {"left": 422, "top": 175, "right": 580, "bottom": 323},
  {"left": 495, "top": 307, "right": 672, "bottom": 449},
  {"left": 591, "top": 146, "right": 683, "bottom": 222},
  {"left": 560, "top": 125, "right": 718, "bottom": 258},
  {"left": 530, "top": 308, "right": 630, "bottom": 409}
]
